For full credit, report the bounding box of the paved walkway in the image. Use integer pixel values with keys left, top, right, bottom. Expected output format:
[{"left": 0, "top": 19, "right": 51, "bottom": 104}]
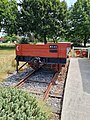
[{"left": 61, "top": 58, "right": 90, "bottom": 120}]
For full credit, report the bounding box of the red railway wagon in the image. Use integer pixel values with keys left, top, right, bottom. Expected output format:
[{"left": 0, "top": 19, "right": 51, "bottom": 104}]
[{"left": 15, "top": 42, "right": 71, "bottom": 72}]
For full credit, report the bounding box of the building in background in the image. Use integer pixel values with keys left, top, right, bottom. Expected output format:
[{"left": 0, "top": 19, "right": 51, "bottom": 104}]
[{"left": 0, "top": 38, "right": 5, "bottom": 43}]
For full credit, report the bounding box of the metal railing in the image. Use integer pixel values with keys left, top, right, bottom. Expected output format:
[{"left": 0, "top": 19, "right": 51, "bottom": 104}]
[{"left": 72, "top": 47, "right": 90, "bottom": 58}]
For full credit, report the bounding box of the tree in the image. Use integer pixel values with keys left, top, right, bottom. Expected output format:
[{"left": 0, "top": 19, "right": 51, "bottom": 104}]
[
  {"left": 0, "top": 0, "right": 5, "bottom": 31},
  {"left": 68, "top": 0, "right": 90, "bottom": 46},
  {"left": 0, "top": 0, "right": 18, "bottom": 35},
  {"left": 18, "top": 0, "right": 68, "bottom": 44}
]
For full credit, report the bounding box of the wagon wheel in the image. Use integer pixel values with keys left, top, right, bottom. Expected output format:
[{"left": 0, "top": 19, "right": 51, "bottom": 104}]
[{"left": 30, "top": 57, "right": 41, "bottom": 70}]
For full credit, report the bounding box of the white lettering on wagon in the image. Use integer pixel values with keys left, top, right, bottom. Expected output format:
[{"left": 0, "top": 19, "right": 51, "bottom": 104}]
[{"left": 16, "top": 46, "right": 19, "bottom": 51}]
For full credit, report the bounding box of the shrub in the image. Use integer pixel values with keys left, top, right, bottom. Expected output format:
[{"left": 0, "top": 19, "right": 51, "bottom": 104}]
[
  {"left": 0, "top": 43, "right": 15, "bottom": 49},
  {"left": 19, "top": 38, "right": 29, "bottom": 44},
  {"left": 0, "top": 87, "right": 48, "bottom": 120}
]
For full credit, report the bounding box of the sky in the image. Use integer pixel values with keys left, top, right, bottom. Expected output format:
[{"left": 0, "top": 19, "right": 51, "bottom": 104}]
[
  {"left": 0, "top": 0, "right": 77, "bottom": 37},
  {"left": 66, "top": 0, "right": 77, "bottom": 7}
]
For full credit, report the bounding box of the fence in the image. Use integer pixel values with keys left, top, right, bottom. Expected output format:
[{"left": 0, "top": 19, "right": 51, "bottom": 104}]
[{"left": 72, "top": 47, "right": 90, "bottom": 58}]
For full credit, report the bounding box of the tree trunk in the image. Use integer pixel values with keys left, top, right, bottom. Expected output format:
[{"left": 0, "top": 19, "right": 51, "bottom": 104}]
[
  {"left": 44, "top": 33, "right": 47, "bottom": 44},
  {"left": 84, "top": 35, "right": 87, "bottom": 47},
  {"left": 84, "top": 40, "right": 86, "bottom": 47}
]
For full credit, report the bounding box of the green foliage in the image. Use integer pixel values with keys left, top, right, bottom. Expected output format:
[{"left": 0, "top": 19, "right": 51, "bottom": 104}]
[
  {"left": 18, "top": 0, "right": 68, "bottom": 43},
  {"left": 19, "top": 38, "right": 29, "bottom": 44},
  {"left": 0, "top": 0, "right": 90, "bottom": 45},
  {"left": 68, "top": 0, "right": 90, "bottom": 46},
  {"left": 0, "top": 43, "right": 15, "bottom": 49},
  {"left": 0, "top": 0, "right": 18, "bottom": 35},
  {"left": 0, "top": 87, "right": 48, "bottom": 120},
  {"left": 4, "top": 34, "right": 18, "bottom": 43}
]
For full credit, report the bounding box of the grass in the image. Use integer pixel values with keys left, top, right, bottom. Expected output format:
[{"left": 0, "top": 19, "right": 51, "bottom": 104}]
[
  {"left": 37, "top": 99, "right": 53, "bottom": 118},
  {"left": 0, "top": 43, "right": 16, "bottom": 81},
  {"left": 0, "top": 43, "right": 28, "bottom": 81},
  {"left": 0, "top": 49, "right": 16, "bottom": 81}
]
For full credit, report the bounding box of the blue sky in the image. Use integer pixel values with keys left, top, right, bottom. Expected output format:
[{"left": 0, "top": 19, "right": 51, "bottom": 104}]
[{"left": 66, "top": 0, "right": 77, "bottom": 7}]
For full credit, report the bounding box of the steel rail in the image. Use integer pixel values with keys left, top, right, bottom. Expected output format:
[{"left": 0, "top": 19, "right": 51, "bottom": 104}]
[
  {"left": 43, "top": 72, "right": 59, "bottom": 101},
  {"left": 14, "top": 65, "right": 44, "bottom": 87},
  {"left": 14, "top": 64, "right": 45, "bottom": 87},
  {"left": 15, "top": 69, "right": 36, "bottom": 87},
  {"left": 53, "top": 67, "right": 65, "bottom": 95}
]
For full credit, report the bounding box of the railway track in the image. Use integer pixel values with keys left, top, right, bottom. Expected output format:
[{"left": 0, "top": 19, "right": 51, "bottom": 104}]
[
  {"left": 0, "top": 61, "right": 69, "bottom": 120},
  {"left": 14, "top": 61, "right": 69, "bottom": 120},
  {"left": 14, "top": 69, "right": 36, "bottom": 87}
]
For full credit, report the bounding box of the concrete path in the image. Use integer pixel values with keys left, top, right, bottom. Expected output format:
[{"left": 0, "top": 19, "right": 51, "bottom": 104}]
[{"left": 61, "top": 58, "right": 90, "bottom": 120}]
